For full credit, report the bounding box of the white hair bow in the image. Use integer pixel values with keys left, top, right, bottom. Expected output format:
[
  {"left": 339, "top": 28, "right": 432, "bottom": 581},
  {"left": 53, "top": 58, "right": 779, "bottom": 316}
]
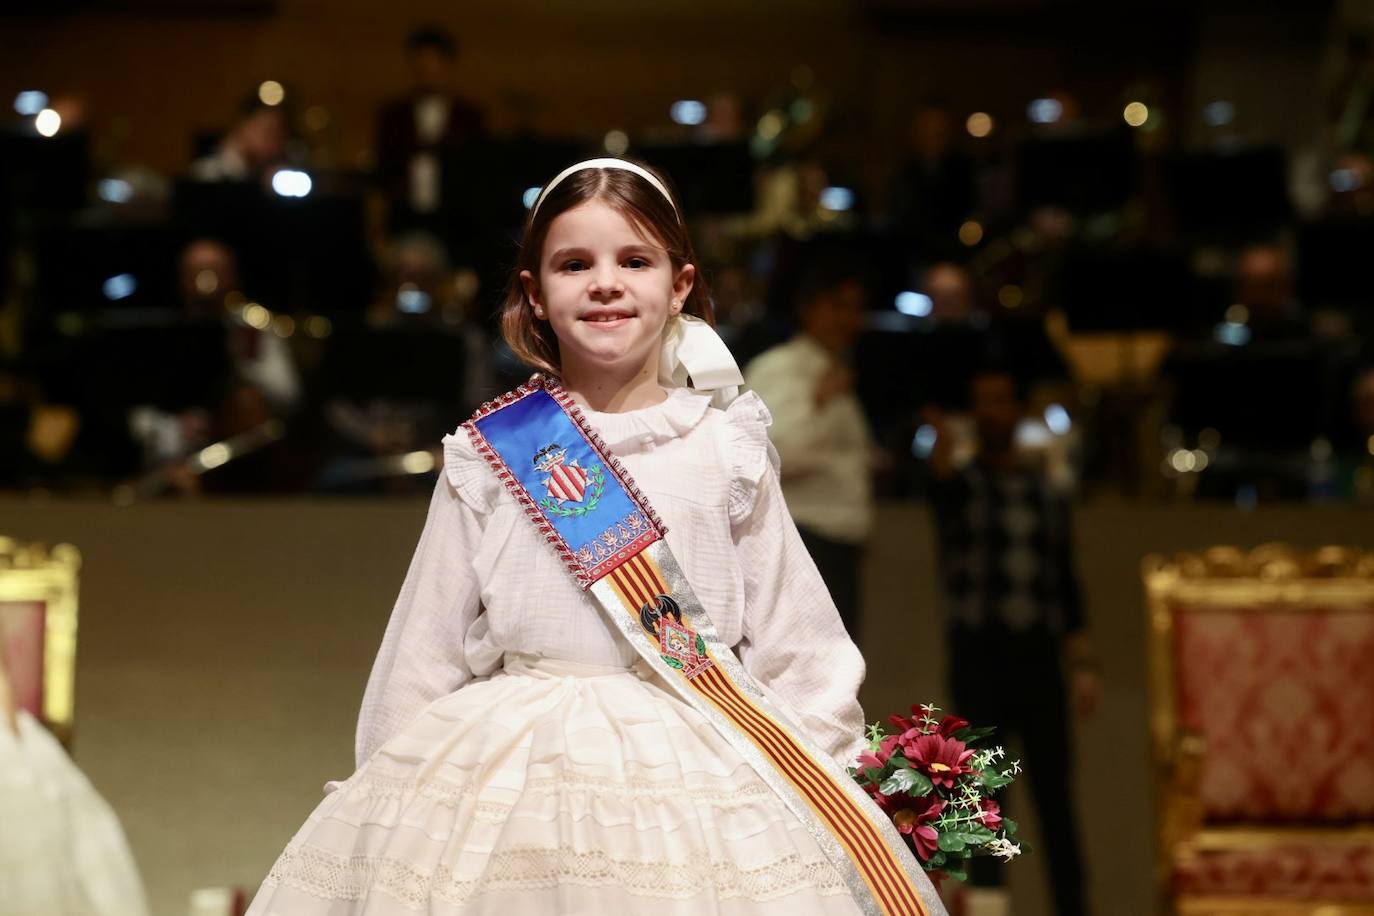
[{"left": 658, "top": 313, "right": 743, "bottom": 408}]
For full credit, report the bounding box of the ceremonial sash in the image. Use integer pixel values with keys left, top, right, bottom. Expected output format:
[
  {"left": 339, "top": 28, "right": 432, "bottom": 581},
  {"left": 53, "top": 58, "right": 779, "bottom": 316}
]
[{"left": 464, "top": 375, "right": 941, "bottom": 916}]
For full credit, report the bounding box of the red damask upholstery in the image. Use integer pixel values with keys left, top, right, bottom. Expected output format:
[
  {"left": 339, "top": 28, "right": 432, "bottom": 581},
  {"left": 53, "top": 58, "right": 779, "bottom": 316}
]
[
  {"left": 1173, "top": 609, "right": 1374, "bottom": 823},
  {"left": 1174, "top": 843, "right": 1374, "bottom": 901},
  {"left": 0, "top": 599, "right": 47, "bottom": 720}
]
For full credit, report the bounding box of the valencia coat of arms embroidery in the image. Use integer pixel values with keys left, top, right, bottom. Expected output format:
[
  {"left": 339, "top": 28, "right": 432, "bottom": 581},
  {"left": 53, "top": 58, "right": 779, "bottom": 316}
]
[{"left": 533, "top": 443, "right": 606, "bottom": 517}]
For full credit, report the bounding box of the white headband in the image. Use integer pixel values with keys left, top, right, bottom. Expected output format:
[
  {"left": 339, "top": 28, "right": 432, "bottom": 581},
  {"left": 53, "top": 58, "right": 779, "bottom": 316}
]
[{"left": 531, "top": 157, "right": 680, "bottom": 221}]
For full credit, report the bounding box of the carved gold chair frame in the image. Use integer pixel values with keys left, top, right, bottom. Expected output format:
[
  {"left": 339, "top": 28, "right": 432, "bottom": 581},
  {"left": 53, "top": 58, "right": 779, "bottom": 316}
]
[
  {"left": 1144, "top": 544, "right": 1374, "bottom": 916},
  {"left": 0, "top": 536, "right": 80, "bottom": 747}
]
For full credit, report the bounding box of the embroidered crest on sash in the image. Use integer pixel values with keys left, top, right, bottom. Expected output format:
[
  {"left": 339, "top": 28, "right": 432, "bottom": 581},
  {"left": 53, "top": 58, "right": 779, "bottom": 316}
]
[
  {"left": 639, "top": 594, "right": 713, "bottom": 680},
  {"left": 533, "top": 443, "right": 605, "bottom": 517}
]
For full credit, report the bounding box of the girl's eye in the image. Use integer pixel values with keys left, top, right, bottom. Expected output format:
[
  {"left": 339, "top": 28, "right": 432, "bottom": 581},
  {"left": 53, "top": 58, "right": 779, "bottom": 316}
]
[
  {"left": 626, "top": 257, "right": 650, "bottom": 269},
  {"left": 563, "top": 260, "right": 585, "bottom": 272}
]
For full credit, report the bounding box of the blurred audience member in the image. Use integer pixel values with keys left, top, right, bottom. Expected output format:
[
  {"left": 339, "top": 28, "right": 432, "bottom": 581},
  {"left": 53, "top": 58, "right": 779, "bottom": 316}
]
[
  {"left": 728, "top": 154, "right": 851, "bottom": 242},
  {"left": 1326, "top": 152, "right": 1374, "bottom": 217},
  {"left": 1232, "top": 243, "right": 1306, "bottom": 341},
  {"left": 1336, "top": 365, "right": 1374, "bottom": 502},
  {"left": 178, "top": 238, "right": 301, "bottom": 416},
  {"left": 925, "top": 366, "right": 1097, "bottom": 916},
  {"left": 888, "top": 100, "right": 976, "bottom": 258},
  {"left": 314, "top": 231, "right": 493, "bottom": 493},
  {"left": 708, "top": 265, "right": 770, "bottom": 366},
  {"left": 0, "top": 360, "right": 81, "bottom": 488},
  {"left": 697, "top": 91, "right": 746, "bottom": 143},
  {"left": 919, "top": 261, "right": 984, "bottom": 326},
  {"left": 115, "top": 238, "right": 303, "bottom": 495},
  {"left": 744, "top": 258, "right": 873, "bottom": 638},
  {"left": 375, "top": 25, "right": 486, "bottom": 242},
  {"left": 366, "top": 230, "right": 493, "bottom": 411},
  {"left": 1354, "top": 366, "right": 1374, "bottom": 441},
  {"left": 190, "top": 94, "right": 290, "bottom": 184}
]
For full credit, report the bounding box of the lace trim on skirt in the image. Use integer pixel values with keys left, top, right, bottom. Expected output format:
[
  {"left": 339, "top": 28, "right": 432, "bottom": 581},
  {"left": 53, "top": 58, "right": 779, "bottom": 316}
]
[{"left": 264, "top": 843, "right": 850, "bottom": 907}]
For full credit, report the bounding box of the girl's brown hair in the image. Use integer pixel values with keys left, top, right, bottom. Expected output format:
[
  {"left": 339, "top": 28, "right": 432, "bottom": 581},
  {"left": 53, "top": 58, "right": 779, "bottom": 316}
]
[{"left": 499, "top": 159, "right": 714, "bottom": 376}]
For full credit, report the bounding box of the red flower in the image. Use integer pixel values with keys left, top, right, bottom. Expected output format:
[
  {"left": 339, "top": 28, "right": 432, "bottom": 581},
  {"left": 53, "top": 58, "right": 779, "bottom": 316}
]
[
  {"left": 901, "top": 732, "right": 975, "bottom": 789},
  {"left": 978, "top": 798, "right": 1003, "bottom": 831},
  {"left": 854, "top": 735, "right": 902, "bottom": 780},
  {"left": 935, "top": 715, "right": 969, "bottom": 737},
  {"left": 891, "top": 794, "right": 946, "bottom": 861},
  {"left": 887, "top": 707, "right": 970, "bottom": 738},
  {"left": 911, "top": 824, "right": 941, "bottom": 860},
  {"left": 889, "top": 712, "right": 919, "bottom": 732}
]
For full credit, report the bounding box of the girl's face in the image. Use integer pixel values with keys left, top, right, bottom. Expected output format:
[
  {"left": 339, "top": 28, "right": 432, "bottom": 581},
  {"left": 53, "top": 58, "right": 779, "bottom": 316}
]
[{"left": 521, "top": 200, "right": 694, "bottom": 381}]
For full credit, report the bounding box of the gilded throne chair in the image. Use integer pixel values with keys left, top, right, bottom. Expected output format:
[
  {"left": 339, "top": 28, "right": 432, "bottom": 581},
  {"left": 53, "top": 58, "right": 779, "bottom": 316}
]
[
  {"left": 0, "top": 536, "right": 80, "bottom": 746},
  {"left": 1144, "top": 545, "right": 1374, "bottom": 916}
]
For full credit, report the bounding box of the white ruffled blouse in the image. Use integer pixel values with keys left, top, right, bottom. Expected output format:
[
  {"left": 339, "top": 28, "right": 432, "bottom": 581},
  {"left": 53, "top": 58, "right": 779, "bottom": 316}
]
[{"left": 354, "top": 386, "right": 867, "bottom": 768}]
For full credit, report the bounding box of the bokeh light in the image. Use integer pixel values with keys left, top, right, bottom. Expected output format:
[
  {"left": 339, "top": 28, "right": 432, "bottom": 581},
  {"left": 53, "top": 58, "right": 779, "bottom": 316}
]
[
  {"left": 35, "top": 108, "right": 61, "bottom": 137},
  {"left": 258, "top": 80, "right": 285, "bottom": 106},
  {"left": 966, "top": 112, "right": 993, "bottom": 138}
]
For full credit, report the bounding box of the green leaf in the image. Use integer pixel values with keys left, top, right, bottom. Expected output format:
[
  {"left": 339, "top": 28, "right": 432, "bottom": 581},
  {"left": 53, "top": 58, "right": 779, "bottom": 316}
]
[
  {"left": 939, "top": 827, "right": 996, "bottom": 851},
  {"left": 978, "top": 771, "right": 1015, "bottom": 790},
  {"left": 861, "top": 767, "right": 885, "bottom": 785},
  {"left": 878, "top": 768, "right": 915, "bottom": 796},
  {"left": 943, "top": 864, "right": 969, "bottom": 882},
  {"left": 879, "top": 767, "right": 934, "bottom": 798},
  {"left": 937, "top": 832, "right": 968, "bottom": 853},
  {"left": 966, "top": 825, "right": 996, "bottom": 844},
  {"left": 1002, "top": 817, "right": 1019, "bottom": 838},
  {"left": 925, "top": 851, "right": 947, "bottom": 868}
]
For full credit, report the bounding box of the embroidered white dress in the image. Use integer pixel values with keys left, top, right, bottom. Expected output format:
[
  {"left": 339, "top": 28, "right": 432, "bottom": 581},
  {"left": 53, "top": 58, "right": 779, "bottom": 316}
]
[{"left": 246, "top": 387, "right": 872, "bottom": 915}]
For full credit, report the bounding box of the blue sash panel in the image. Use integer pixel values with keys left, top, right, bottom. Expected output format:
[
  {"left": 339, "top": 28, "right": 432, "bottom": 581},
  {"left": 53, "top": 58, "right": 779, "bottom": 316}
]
[{"left": 468, "top": 385, "right": 662, "bottom": 586}]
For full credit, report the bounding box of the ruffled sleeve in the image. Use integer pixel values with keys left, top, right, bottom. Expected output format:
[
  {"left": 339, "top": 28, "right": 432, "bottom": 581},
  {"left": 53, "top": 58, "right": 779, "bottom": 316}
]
[
  {"left": 354, "top": 431, "right": 488, "bottom": 768},
  {"left": 440, "top": 426, "right": 502, "bottom": 514},
  {"left": 722, "top": 393, "right": 868, "bottom": 765},
  {"left": 719, "top": 391, "right": 780, "bottom": 525}
]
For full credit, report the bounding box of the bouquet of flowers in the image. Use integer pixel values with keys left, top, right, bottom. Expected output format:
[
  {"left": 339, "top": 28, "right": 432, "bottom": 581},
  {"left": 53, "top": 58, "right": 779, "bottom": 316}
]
[{"left": 850, "top": 703, "right": 1024, "bottom": 881}]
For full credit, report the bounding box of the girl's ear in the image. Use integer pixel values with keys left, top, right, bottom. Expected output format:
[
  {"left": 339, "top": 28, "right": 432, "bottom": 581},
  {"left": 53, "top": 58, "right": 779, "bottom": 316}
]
[
  {"left": 671, "top": 263, "right": 696, "bottom": 310},
  {"left": 519, "top": 269, "right": 543, "bottom": 313}
]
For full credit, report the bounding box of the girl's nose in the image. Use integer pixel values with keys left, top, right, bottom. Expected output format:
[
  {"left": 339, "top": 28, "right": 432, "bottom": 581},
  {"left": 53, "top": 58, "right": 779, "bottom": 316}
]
[{"left": 589, "top": 273, "right": 623, "bottom": 298}]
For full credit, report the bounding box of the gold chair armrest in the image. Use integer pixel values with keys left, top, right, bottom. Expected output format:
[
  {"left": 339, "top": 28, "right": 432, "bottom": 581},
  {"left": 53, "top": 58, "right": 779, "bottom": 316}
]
[{"left": 1163, "top": 730, "right": 1207, "bottom": 859}]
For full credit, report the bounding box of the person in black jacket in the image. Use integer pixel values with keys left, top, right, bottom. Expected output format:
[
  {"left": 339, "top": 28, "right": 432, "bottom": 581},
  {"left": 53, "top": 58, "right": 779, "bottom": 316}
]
[{"left": 374, "top": 25, "right": 486, "bottom": 250}]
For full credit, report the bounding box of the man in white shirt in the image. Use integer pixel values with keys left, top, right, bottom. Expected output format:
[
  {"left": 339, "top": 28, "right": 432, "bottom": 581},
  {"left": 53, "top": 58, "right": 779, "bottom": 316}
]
[{"left": 744, "top": 259, "right": 873, "bottom": 637}]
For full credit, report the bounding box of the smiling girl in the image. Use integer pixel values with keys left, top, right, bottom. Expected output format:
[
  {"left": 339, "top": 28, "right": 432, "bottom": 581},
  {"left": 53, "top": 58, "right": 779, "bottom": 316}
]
[{"left": 246, "top": 159, "right": 942, "bottom": 916}]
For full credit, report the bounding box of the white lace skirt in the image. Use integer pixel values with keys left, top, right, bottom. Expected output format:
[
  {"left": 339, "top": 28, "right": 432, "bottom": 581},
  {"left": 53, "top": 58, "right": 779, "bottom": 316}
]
[
  {"left": 246, "top": 654, "right": 864, "bottom": 916},
  {"left": 0, "top": 711, "right": 150, "bottom": 916}
]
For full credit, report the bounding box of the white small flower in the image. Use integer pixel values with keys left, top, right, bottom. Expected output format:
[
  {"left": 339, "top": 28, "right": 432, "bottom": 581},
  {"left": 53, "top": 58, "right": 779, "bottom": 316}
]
[
  {"left": 986, "top": 837, "right": 1022, "bottom": 861},
  {"left": 1009, "top": 759, "right": 1022, "bottom": 776}
]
